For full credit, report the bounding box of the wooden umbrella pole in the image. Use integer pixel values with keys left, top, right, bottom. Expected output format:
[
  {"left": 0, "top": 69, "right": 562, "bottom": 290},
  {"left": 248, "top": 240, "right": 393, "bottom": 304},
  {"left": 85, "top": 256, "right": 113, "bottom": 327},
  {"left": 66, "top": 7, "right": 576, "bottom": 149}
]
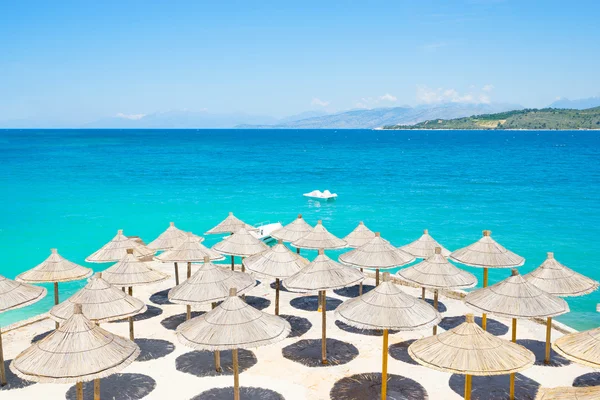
[
  {"left": 433, "top": 290, "right": 439, "bottom": 335},
  {"left": 54, "top": 282, "right": 60, "bottom": 329},
  {"left": 545, "top": 317, "right": 552, "bottom": 365},
  {"left": 421, "top": 287, "right": 425, "bottom": 300},
  {"left": 275, "top": 279, "right": 280, "bottom": 315},
  {"left": 464, "top": 374, "right": 472, "bottom": 400},
  {"left": 187, "top": 262, "right": 192, "bottom": 278},
  {"left": 509, "top": 318, "right": 517, "bottom": 400},
  {"left": 212, "top": 302, "right": 222, "bottom": 372},
  {"left": 231, "top": 255, "right": 235, "bottom": 271},
  {"left": 482, "top": 268, "right": 489, "bottom": 331},
  {"left": 296, "top": 247, "right": 300, "bottom": 254},
  {"left": 76, "top": 381, "right": 83, "bottom": 400},
  {"left": 174, "top": 262, "right": 179, "bottom": 285},
  {"left": 0, "top": 326, "right": 6, "bottom": 387},
  {"left": 321, "top": 291, "right": 328, "bottom": 365},
  {"left": 241, "top": 257, "right": 245, "bottom": 273},
  {"left": 186, "top": 305, "right": 191, "bottom": 320},
  {"left": 359, "top": 268, "right": 363, "bottom": 296},
  {"left": 376, "top": 269, "right": 380, "bottom": 286},
  {"left": 233, "top": 348, "right": 240, "bottom": 400},
  {"left": 94, "top": 378, "right": 100, "bottom": 400},
  {"left": 381, "top": 329, "right": 389, "bottom": 400},
  {"left": 128, "top": 286, "right": 134, "bottom": 340}
]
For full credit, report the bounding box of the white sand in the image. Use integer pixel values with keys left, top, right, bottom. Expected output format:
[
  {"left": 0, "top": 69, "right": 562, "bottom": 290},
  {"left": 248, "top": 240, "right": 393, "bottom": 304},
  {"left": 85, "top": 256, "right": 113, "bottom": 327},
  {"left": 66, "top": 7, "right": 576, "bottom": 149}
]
[{"left": 1, "top": 265, "right": 595, "bottom": 400}]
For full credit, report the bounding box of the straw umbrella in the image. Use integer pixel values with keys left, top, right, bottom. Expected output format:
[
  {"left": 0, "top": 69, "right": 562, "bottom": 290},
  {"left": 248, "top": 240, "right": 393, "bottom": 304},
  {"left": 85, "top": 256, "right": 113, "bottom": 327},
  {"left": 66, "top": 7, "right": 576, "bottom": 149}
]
[
  {"left": 102, "top": 249, "right": 169, "bottom": 339},
  {"left": 408, "top": 313, "right": 535, "bottom": 400},
  {"left": 343, "top": 222, "right": 376, "bottom": 249},
  {"left": 0, "top": 274, "right": 46, "bottom": 387},
  {"left": 243, "top": 239, "right": 309, "bottom": 315},
  {"left": 400, "top": 229, "right": 451, "bottom": 259},
  {"left": 292, "top": 220, "right": 346, "bottom": 251},
  {"left": 17, "top": 248, "right": 93, "bottom": 329},
  {"left": 147, "top": 222, "right": 193, "bottom": 251},
  {"left": 205, "top": 212, "right": 256, "bottom": 235},
  {"left": 177, "top": 288, "right": 290, "bottom": 400},
  {"left": 284, "top": 249, "right": 363, "bottom": 364},
  {"left": 464, "top": 269, "right": 568, "bottom": 400},
  {"left": 86, "top": 229, "right": 155, "bottom": 263},
  {"left": 339, "top": 232, "right": 414, "bottom": 292},
  {"left": 524, "top": 252, "right": 599, "bottom": 364},
  {"left": 397, "top": 247, "right": 477, "bottom": 334},
  {"left": 271, "top": 214, "right": 313, "bottom": 254},
  {"left": 450, "top": 230, "right": 524, "bottom": 331},
  {"left": 553, "top": 325, "right": 600, "bottom": 369},
  {"left": 11, "top": 304, "right": 139, "bottom": 400},
  {"left": 157, "top": 234, "right": 223, "bottom": 285},
  {"left": 212, "top": 228, "right": 269, "bottom": 272},
  {"left": 336, "top": 272, "right": 440, "bottom": 400},
  {"left": 535, "top": 386, "right": 600, "bottom": 400}
]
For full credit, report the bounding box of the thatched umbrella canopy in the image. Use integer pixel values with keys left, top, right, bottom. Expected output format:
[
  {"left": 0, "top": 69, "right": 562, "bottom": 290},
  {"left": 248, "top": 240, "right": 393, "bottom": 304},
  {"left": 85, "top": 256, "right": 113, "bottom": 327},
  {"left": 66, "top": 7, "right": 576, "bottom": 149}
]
[
  {"left": 271, "top": 214, "right": 313, "bottom": 253},
  {"left": 450, "top": 230, "right": 524, "bottom": 331},
  {"left": 212, "top": 228, "right": 269, "bottom": 272},
  {"left": 205, "top": 212, "right": 256, "bottom": 235},
  {"left": 86, "top": 229, "right": 155, "bottom": 263},
  {"left": 11, "top": 304, "right": 139, "bottom": 400},
  {"left": 177, "top": 288, "right": 290, "bottom": 400},
  {"left": 17, "top": 248, "right": 92, "bottom": 329},
  {"left": 291, "top": 220, "right": 346, "bottom": 251},
  {"left": 157, "top": 235, "right": 224, "bottom": 285},
  {"left": 243, "top": 240, "right": 309, "bottom": 314},
  {"left": 343, "top": 222, "right": 376, "bottom": 249},
  {"left": 336, "top": 272, "right": 440, "bottom": 400},
  {"left": 400, "top": 229, "right": 451, "bottom": 258},
  {"left": 397, "top": 247, "right": 477, "bottom": 334},
  {"left": 535, "top": 386, "right": 600, "bottom": 400},
  {"left": 464, "top": 269, "right": 568, "bottom": 399},
  {"left": 284, "top": 249, "right": 363, "bottom": 365},
  {"left": 0, "top": 274, "right": 46, "bottom": 387},
  {"left": 524, "top": 252, "right": 598, "bottom": 364},
  {"left": 49, "top": 272, "right": 146, "bottom": 323},
  {"left": 553, "top": 326, "right": 600, "bottom": 369},
  {"left": 408, "top": 313, "right": 535, "bottom": 400},
  {"left": 147, "top": 222, "right": 190, "bottom": 250},
  {"left": 339, "top": 232, "right": 414, "bottom": 292}
]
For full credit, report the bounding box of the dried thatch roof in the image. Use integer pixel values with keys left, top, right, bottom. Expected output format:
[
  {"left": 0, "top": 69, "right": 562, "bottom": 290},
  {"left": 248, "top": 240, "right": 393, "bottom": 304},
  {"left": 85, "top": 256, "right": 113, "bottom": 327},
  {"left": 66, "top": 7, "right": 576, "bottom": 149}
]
[
  {"left": 0, "top": 274, "right": 46, "bottom": 313},
  {"left": 408, "top": 314, "right": 535, "bottom": 375},
  {"left": 212, "top": 228, "right": 269, "bottom": 257},
  {"left": 10, "top": 304, "right": 139, "bottom": 383},
  {"left": 176, "top": 288, "right": 291, "bottom": 351},
  {"left": 205, "top": 212, "right": 256, "bottom": 235},
  {"left": 450, "top": 230, "right": 524, "bottom": 268},
  {"left": 243, "top": 240, "right": 309, "bottom": 279},
  {"left": 396, "top": 247, "right": 477, "bottom": 290},
  {"left": 86, "top": 230, "right": 155, "bottom": 263},
  {"left": 49, "top": 273, "right": 146, "bottom": 323},
  {"left": 284, "top": 249, "right": 364, "bottom": 292},
  {"left": 535, "top": 386, "right": 600, "bottom": 400},
  {"left": 169, "top": 257, "right": 255, "bottom": 305},
  {"left": 400, "top": 229, "right": 451, "bottom": 258},
  {"left": 102, "top": 249, "right": 169, "bottom": 287},
  {"left": 338, "top": 233, "right": 414, "bottom": 269},
  {"left": 16, "top": 248, "right": 93, "bottom": 284},
  {"left": 552, "top": 326, "right": 600, "bottom": 368},
  {"left": 464, "top": 269, "right": 569, "bottom": 319},
  {"left": 336, "top": 272, "right": 440, "bottom": 330},
  {"left": 343, "top": 222, "right": 376, "bottom": 249},
  {"left": 291, "top": 220, "right": 347, "bottom": 250},
  {"left": 147, "top": 222, "right": 190, "bottom": 250},
  {"left": 524, "top": 252, "right": 599, "bottom": 297},
  {"left": 271, "top": 214, "right": 313, "bottom": 243},
  {"left": 157, "top": 235, "right": 224, "bottom": 262}
]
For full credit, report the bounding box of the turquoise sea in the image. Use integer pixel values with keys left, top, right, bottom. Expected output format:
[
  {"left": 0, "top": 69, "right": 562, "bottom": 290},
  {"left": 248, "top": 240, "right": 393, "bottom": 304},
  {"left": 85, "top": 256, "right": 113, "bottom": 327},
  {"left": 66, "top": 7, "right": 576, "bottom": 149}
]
[{"left": 1, "top": 129, "right": 599, "bottom": 330}]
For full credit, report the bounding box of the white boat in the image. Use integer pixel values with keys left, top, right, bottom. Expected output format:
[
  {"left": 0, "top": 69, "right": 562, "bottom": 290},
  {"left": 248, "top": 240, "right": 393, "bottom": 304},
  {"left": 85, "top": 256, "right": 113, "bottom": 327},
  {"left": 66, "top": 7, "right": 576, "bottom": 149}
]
[
  {"left": 303, "top": 189, "right": 338, "bottom": 201},
  {"left": 249, "top": 221, "right": 283, "bottom": 242}
]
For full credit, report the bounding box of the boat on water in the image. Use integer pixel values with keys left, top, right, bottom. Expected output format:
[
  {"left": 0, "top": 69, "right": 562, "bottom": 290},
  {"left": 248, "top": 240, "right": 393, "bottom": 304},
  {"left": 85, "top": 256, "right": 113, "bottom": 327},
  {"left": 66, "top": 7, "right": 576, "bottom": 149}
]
[
  {"left": 303, "top": 189, "right": 338, "bottom": 201},
  {"left": 249, "top": 221, "right": 283, "bottom": 242}
]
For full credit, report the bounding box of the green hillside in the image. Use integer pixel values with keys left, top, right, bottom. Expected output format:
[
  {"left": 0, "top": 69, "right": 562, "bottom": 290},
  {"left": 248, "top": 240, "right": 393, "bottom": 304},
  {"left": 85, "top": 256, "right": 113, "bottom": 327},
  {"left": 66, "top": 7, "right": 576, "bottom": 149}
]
[{"left": 383, "top": 107, "right": 600, "bottom": 130}]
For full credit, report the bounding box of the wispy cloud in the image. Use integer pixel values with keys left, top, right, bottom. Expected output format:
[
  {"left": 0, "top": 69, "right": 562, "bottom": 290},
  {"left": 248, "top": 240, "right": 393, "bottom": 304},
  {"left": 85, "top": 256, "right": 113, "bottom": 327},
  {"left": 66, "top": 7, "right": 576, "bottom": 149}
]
[
  {"left": 116, "top": 113, "right": 146, "bottom": 120},
  {"left": 355, "top": 93, "right": 398, "bottom": 109},
  {"left": 416, "top": 85, "right": 492, "bottom": 104},
  {"left": 311, "top": 98, "right": 330, "bottom": 107},
  {"left": 482, "top": 84, "right": 495, "bottom": 92}
]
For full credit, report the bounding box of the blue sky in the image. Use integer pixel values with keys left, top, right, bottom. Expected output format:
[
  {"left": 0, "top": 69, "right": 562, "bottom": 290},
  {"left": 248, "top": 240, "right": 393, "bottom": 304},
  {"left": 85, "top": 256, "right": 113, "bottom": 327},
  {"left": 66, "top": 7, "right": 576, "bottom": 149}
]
[{"left": 1, "top": 0, "right": 599, "bottom": 124}]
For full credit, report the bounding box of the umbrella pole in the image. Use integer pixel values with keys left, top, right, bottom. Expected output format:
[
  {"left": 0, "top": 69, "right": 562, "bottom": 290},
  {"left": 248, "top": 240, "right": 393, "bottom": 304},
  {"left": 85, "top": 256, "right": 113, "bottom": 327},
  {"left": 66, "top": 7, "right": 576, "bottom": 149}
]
[
  {"left": 464, "top": 374, "right": 472, "bottom": 400},
  {"left": 128, "top": 286, "right": 134, "bottom": 340},
  {"left": 275, "top": 278, "right": 280, "bottom": 315},
  {"left": 186, "top": 305, "right": 191, "bottom": 320},
  {"left": 321, "top": 290, "right": 328, "bottom": 365},
  {"left": 94, "top": 378, "right": 100, "bottom": 400},
  {"left": 545, "top": 317, "right": 552, "bottom": 365},
  {"left": 187, "top": 262, "right": 191, "bottom": 279},
  {"left": 509, "top": 318, "right": 517, "bottom": 400},
  {"left": 233, "top": 348, "right": 240, "bottom": 400},
  {"left": 376, "top": 269, "right": 380, "bottom": 286},
  {"left": 482, "top": 268, "right": 488, "bottom": 331},
  {"left": 241, "top": 257, "right": 245, "bottom": 273},
  {"left": 212, "top": 302, "right": 222, "bottom": 372},
  {"left": 381, "top": 329, "right": 389, "bottom": 400},
  {"left": 0, "top": 326, "right": 6, "bottom": 387},
  {"left": 54, "top": 282, "right": 60, "bottom": 329},
  {"left": 174, "top": 262, "right": 179, "bottom": 285},
  {"left": 296, "top": 247, "right": 300, "bottom": 254},
  {"left": 433, "top": 290, "right": 439, "bottom": 335},
  {"left": 76, "top": 381, "right": 83, "bottom": 400},
  {"left": 359, "top": 268, "right": 363, "bottom": 296},
  {"left": 421, "top": 287, "right": 425, "bottom": 300},
  {"left": 231, "top": 255, "right": 235, "bottom": 271}
]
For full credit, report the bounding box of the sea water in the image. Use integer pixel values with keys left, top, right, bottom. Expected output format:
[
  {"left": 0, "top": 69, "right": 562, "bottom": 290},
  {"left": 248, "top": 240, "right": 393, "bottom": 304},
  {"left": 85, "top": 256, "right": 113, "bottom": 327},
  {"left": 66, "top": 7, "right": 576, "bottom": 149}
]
[{"left": 0, "top": 129, "right": 598, "bottom": 330}]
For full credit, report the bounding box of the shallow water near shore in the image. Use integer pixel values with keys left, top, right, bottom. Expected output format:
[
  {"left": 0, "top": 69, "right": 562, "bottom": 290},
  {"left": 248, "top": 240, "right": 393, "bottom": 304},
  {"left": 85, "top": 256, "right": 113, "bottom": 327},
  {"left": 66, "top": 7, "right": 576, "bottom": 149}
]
[{"left": 0, "top": 128, "right": 599, "bottom": 330}]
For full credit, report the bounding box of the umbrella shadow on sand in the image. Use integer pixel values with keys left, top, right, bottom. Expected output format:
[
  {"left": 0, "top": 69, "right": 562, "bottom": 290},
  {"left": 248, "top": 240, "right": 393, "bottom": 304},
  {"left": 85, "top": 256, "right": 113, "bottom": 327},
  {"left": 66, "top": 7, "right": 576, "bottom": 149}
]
[
  {"left": 334, "top": 320, "right": 398, "bottom": 337},
  {"left": 176, "top": 349, "right": 257, "bottom": 378},
  {"left": 149, "top": 289, "right": 173, "bottom": 305},
  {"left": 424, "top": 298, "right": 447, "bottom": 313},
  {"left": 0, "top": 359, "right": 36, "bottom": 391},
  {"left": 280, "top": 314, "right": 312, "bottom": 338},
  {"left": 270, "top": 281, "right": 291, "bottom": 292},
  {"left": 333, "top": 285, "right": 375, "bottom": 298},
  {"left": 65, "top": 373, "right": 156, "bottom": 400},
  {"left": 282, "top": 338, "right": 359, "bottom": 367},
  {"left": 289, "top": 295, "right": 342, "bottom": 312},
  {"left": 110, "top": 305, "right": 163, "bottom": 323},
  {"left": 330, "top": 373, "right": 428, "bottom": 400},
  {"left": 160, "top": 311, "right": 206, "bottom": 331},
  {"left": 573, "top": 372, "right": 600, "bottom": 387},
  {"left": 439, "top": 315, "right": 509, "bottom": 336},
  {"left": 215, "top": 296, "right": 271, "bottom": 311},
  {"left": 134, "top": 338, "right": 175, "bottom": 362},
  {"left": 31, "top": 330, "right": 53, "bottom": 344},
  {"left": 516, "top": 339, "right": 571, "bottom": 367},
  {"left": 191, "top": 387, "right": 284, "bottom": 400},
  {"left": 389, "top": 339, "right": 419, "bottom": 365},
  {"left": 449, "top": 373, "right": 540, "bottom": 400}
]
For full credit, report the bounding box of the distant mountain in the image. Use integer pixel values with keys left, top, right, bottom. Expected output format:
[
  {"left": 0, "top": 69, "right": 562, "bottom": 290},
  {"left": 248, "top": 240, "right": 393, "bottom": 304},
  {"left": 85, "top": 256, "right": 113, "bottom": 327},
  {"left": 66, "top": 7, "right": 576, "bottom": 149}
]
[
  {"left": 549, "top": 97, "right": 600, "bottom": 110},
  {"left": 383, "top": 107, "right": 600, "bottom": 130},
  {"left": 236, "top": 103, "right": 522, "bottom": 129}
]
